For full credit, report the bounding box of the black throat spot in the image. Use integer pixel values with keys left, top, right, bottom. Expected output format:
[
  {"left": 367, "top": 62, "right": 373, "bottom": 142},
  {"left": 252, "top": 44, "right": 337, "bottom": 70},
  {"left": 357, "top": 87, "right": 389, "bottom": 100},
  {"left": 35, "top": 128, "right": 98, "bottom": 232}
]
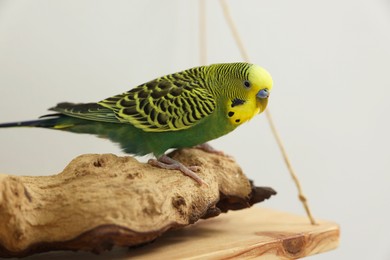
[{"left": 231, "top": 98, "right": 245, "bottom": 107}]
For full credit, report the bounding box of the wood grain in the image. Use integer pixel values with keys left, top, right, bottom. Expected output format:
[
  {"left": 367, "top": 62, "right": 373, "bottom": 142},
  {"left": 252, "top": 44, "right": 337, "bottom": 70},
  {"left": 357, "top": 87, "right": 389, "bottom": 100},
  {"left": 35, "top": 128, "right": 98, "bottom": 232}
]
[{"left": 128, "top": 207, "right": 339, "bottom": 259}]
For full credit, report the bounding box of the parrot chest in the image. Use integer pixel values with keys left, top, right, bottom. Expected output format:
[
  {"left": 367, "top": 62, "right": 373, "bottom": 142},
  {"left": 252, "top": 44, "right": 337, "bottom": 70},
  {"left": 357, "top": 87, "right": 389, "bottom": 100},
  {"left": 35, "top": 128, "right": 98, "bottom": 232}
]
[{"left": 137, "top": 108, "right": 236, "bottom": 155}]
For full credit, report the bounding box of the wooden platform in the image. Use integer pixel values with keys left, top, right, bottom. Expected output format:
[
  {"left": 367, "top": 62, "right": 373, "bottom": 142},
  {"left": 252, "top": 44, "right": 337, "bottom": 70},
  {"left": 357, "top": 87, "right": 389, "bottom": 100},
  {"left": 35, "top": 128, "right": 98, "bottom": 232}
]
[
  {"left": 129, "top": 207, "right": 339, "bottom": 259},
  {"left": 25, "top": 207, "right": 339, "bottom": 259}
]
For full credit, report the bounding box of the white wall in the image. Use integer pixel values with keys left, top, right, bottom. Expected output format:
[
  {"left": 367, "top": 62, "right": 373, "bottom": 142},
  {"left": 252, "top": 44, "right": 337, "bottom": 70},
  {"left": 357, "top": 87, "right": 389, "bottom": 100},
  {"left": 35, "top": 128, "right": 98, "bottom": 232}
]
[{"left": 1, "top": 1, "right": 389, "bottom": 259}]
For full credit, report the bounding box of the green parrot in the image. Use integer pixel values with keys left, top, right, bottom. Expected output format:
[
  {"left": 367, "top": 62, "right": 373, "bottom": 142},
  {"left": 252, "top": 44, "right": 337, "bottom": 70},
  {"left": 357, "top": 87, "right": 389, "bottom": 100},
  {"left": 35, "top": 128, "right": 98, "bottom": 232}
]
[{"left": 0, "top": 62, "right": 273, "bottom": 185}]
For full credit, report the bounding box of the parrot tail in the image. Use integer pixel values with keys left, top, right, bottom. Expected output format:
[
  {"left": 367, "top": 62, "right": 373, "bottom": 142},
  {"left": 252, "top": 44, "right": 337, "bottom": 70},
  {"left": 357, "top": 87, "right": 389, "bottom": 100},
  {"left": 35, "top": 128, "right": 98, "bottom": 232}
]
[{"left": 0, "top": 114, "right": 65, "bottom": 129}]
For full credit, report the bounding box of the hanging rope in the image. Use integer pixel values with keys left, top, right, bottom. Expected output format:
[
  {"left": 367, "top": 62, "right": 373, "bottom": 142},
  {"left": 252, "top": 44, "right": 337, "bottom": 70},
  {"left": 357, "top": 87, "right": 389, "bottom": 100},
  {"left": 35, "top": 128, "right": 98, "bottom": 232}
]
[
  {"left": 199, "top": 0, "right": 207, "bottom": 66},
  {"left": 218, "top": 0, "right": 317, "bottom": 225}
]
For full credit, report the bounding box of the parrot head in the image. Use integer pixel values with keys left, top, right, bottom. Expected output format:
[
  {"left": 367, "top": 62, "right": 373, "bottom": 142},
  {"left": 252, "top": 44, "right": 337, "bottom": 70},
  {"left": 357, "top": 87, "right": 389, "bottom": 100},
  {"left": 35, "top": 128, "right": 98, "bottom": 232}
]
[
  {"left": 208, "top": 62, "right": 273, "bottom": 126},
  {"left": 247, "top": 64, "right": 273, "bottom": 114}
]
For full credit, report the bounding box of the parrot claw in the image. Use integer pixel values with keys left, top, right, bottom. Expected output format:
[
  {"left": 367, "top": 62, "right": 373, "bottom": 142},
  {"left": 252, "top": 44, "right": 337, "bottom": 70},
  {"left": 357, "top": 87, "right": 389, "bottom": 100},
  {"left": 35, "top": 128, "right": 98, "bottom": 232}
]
[{"left": 148, "top": 155, "right": 208, "bottom": 186}]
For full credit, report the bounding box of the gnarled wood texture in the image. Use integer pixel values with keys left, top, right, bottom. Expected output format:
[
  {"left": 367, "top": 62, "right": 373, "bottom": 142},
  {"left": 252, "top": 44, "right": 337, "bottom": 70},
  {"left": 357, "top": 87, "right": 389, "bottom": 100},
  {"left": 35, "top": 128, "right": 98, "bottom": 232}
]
[{"left": 0, "top": 148, "right": 276, "bottom": 258}]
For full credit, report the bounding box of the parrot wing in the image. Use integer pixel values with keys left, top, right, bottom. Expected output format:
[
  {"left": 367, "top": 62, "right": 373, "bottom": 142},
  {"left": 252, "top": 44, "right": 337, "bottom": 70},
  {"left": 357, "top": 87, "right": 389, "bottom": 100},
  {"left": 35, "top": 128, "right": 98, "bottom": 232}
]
[
  {"left": 98, "top": 76, "right": 216, "bottom": 132},
  {"left": 49, "top": 102, "right": 120, "bottom": 123}
]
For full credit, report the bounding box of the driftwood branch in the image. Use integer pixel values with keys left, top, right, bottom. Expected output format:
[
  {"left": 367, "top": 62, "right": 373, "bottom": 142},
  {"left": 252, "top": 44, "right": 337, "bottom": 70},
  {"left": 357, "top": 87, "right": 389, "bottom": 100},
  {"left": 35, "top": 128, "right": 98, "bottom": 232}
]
[{"left": 0, "top": 148, "right": 276, "bottom": 258}]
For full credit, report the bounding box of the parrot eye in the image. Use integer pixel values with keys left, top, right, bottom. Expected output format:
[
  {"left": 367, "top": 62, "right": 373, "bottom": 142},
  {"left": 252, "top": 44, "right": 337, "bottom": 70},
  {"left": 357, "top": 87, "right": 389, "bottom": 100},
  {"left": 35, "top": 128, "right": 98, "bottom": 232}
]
[{"left": 243, "top": 80, "right": 251, "bottom": 88}]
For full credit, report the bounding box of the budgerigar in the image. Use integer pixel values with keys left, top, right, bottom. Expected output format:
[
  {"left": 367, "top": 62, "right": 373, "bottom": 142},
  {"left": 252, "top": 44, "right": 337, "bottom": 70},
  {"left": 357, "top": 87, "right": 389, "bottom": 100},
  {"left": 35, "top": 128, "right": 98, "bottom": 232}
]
[{"left": 0, "top": 62, "right": 273, "bottom": 185}]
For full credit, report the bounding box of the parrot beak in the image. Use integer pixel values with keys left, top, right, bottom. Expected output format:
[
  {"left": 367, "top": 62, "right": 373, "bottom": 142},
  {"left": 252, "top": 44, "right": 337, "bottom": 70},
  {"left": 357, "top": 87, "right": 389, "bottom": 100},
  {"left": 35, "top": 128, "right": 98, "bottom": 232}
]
[
  {"left": 256, "top": 89, "right": 269, "bottom": 113},
  {"left": 256, "top": 89, "right": 269, "bottom": 99}
]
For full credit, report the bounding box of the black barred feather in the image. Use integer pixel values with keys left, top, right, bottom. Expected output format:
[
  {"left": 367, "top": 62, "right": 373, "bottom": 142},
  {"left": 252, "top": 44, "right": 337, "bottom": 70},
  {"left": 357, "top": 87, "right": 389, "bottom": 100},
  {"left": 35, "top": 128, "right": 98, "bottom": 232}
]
[{"left": 98, "top": 67, "right": 216, "bottom": 132}]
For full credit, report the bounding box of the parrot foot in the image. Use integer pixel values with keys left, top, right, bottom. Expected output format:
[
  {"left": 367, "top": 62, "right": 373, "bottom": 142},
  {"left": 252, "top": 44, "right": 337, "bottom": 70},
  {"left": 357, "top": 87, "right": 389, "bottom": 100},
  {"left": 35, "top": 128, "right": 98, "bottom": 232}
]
[
  {"left": 148, "top": 155, "right": 208, "bottom": 186},
  {"left": 195, "top": 143, "right": 234, "bottom": 159}
]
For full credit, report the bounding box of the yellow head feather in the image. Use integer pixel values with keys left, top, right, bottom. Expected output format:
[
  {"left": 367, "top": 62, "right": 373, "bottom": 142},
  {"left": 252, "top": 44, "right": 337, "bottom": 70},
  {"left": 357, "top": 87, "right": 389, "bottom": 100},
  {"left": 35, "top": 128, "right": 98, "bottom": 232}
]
[{"left": 225, "top": 63, "right": 273, "bottom": 126}]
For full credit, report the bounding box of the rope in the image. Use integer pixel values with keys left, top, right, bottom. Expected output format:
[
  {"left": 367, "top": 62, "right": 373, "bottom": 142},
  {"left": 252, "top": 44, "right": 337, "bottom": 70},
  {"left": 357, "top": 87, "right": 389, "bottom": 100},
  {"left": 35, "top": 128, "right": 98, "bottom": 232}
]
[
  {"left": 218, "top": 0, "right": 317, "bottom": 225},
  {"left": 199, "top": 0, "right": 207, "bottom": 66}
]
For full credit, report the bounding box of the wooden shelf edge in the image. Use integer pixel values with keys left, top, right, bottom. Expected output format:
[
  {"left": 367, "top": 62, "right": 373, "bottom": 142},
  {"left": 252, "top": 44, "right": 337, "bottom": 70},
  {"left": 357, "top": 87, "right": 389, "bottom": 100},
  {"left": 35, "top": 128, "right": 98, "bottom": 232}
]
[{"left": 128, "top": 207, "right": 340, "bottom": 259}]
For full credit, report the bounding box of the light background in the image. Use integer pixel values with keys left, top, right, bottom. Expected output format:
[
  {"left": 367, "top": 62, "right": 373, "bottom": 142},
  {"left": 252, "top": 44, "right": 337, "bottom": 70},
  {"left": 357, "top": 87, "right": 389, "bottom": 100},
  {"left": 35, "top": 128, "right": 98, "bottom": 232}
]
[{"left": 1, "top": 0, "right": 389, "bottom": 259}]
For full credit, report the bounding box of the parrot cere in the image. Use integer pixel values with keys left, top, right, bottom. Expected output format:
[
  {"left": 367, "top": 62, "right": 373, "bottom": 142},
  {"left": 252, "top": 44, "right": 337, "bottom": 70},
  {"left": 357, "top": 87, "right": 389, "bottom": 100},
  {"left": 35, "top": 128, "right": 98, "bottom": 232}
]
[{"left": 0, "top": 62, "right": 273, "bottom": 185}]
